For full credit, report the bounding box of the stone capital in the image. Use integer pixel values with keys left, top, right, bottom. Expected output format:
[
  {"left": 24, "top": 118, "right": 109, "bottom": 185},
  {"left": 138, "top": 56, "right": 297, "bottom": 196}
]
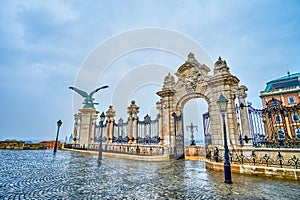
[{"left": 237, "top": 85, "right": 248, "bottom": 99}]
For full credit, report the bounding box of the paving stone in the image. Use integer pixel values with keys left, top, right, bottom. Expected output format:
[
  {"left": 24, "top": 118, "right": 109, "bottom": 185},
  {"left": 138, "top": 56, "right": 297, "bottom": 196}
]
[{"left": 0, "top": 150, "right": 299, "bottom": 200}]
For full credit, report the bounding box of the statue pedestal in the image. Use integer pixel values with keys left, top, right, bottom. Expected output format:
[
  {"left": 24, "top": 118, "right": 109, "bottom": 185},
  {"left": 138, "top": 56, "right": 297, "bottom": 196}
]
[{"left": 78, "top": 108, "right": 98, "bottom": 148}]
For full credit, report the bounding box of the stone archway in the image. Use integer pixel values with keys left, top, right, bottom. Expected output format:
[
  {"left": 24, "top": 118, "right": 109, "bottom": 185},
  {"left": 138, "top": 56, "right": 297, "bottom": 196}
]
[{"left": 156, "top": 53, "right": 250, "bottom": 157}]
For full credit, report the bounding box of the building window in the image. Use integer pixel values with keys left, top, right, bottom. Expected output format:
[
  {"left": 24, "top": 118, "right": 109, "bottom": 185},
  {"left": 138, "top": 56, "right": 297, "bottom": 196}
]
[
  {"left": 272, "top": 99, "right": 279, "bottom": 106},
  {"left": 277, "top": 129, "right": 285, "bottom": 140},
  {"left": 292, "top": 113, "right": 299, "bottom": 122},
  {"left": 295, "top": 128, "right": 300, "bottom": 140},
  {"left": 275, "top": 115, "right": 281, "bottom": 122},
  {"left": 288, "top": 96, "right": 295, "bottom": 104}
]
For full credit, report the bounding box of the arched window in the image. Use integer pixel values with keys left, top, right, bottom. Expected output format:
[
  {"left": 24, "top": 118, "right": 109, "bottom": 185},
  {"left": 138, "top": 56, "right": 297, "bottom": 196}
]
[
  {"left": 275, "top": 115, "right": 281, "bottom": 122},
  {"left": 272, "top": 99, "right": 279, "bottom": 106},
  {"left": 295, "top": 128, "right": 300, "bottom": 140},
  {"left": 277, "top": 129, "right": 285, "bottom": 140},
  {"left": 292, "top": 113, "right": 299, "bottom": 122},
  {"left": 288, "top": 96, "right": 295, "bottom": 104}
]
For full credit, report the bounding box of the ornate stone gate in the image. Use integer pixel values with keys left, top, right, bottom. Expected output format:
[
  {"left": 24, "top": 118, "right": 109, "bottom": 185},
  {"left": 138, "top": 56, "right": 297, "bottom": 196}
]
[
  {"left": 156, "top": 53, "right": 250, "bottom": 156},
  {"left": 72, "top": 52, "right": 251, "bottom": 160}
]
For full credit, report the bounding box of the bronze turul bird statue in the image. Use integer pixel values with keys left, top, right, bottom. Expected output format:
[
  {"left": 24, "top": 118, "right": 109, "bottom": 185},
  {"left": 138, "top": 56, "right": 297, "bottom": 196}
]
[{"left": 69, "top": 85, "right": 109, "bottom": 108}]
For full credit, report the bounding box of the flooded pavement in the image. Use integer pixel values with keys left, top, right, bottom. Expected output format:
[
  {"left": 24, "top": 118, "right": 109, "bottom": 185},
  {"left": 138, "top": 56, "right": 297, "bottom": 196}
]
[{"left": 0, "top": 150, "right": 299, "bottom": 199}]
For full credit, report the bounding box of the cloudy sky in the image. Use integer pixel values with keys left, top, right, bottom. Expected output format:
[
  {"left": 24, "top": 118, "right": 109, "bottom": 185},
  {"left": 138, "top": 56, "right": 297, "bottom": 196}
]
[{"left": 0, "top": 0, "right": 299, "bottom": 141}]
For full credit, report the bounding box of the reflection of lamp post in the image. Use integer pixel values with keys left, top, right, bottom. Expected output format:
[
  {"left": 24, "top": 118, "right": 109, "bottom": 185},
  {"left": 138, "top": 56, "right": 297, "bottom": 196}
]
[
  {"left": 54, "top": 120, "right": 62, "bottom": 153},
  {"left": 217, "top": 94, "right": 232, "bottom": 184},
  {"left": 98, "top": 112, "right": 106, "bottom": 163}
]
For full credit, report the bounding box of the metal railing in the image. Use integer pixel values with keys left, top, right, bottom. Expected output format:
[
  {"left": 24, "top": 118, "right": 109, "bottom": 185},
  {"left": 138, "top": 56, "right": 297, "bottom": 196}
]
[{"left": 207, "top": 148, "right": 300, "bottom": 169}]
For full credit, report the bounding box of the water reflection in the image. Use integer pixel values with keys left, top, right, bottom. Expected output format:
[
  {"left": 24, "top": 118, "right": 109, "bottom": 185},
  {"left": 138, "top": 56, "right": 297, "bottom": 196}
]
[{"left": 0, "top": 150, "right": 299, "bottom": 199}]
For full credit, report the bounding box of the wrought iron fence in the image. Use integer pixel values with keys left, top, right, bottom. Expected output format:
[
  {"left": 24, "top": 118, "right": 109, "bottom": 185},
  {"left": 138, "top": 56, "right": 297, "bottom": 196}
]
[
  {"left": 94, "top": 121, "right": 107, "bottom": 143},
  {"left": 235, "top": 102, "right": 265, "bottom": 146},
  {"left": 252, "top": 140, "right": 300, "bottom": 148},
  {"left": 207, "top": 147, "right": 300, "bottom": 169},
  {"left": 113, "top": 118, "right": 129, "bottom": 144},
  {"left": 94, "top": 114, "right": 161, "bottom": 145},
  {"left": 137, "top": 114, "right": 160, "bottom": 145},
  {"left": 234, "top": 100, "right": 300, "bottom": 148},
  {"left": 261, "top": 99, "right": 300, "bottom": 148},
  {"left": 247, "top": 103, "right": 265, "bottom": 145}
]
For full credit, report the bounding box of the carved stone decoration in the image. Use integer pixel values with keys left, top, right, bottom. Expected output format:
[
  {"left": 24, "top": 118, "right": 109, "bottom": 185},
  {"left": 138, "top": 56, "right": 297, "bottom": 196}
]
[
  {"left": 162, "top": 73, "right": 175, "bottom": 90},
  {"left": 127, "top": 100, "right": 140, "bottom": 115},
  {"left": 106, "top": 105, "right": 116, "bottom": 119},
  {"left": 175, "top": 52, "right": 211, "bottom": 94},
  {"left": 213, "top": 56, "right": 230, "bottom": 75},
  {"left": 144, "top": 114, "right": 151, "bottom": 124},
  {"left": 127, "top": 100, "right": 140, "bottom": 144},
  {"left": 236, "top": 85, "right": 248, "bottom": 99}
]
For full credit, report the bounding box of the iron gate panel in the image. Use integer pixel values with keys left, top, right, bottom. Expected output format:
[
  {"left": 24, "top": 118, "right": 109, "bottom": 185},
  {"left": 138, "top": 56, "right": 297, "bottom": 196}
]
[
  {"left": 203, "top": 112, "right": 211, "bottom": 154},
  {"left": 172, "top": 112, "right": 184, "bottom": 159},
  {"left": 175, "top": 133, "right": 184, "bottom": 159}
]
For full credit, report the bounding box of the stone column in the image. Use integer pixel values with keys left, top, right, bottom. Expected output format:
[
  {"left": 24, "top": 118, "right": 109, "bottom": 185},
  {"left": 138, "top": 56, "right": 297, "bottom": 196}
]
[
  {"left": 91, "top": 112, "right": 98, "bottom": 145},
  {"left": 226, "top": 93, "right": 239, "bottom": 148},
  {"left": 237, "top": 85, "right": 251, "bottom": 146},
  {"left": 156, "top": 101, "right": 164, "bottom": 146},
  {"left": 169, "top": 96, "right": 177, "bottom": 148},
  {"left": 105, "top": 106, "right": 115, "bottom": 143},
  {"left": 127, "top": 103, "right": 133, "bottom": 144},
  {"left": 127, "top": 101, "right": 139, "bottom": 144},
  {"left": 157, "top": 89, "right": 175, "bottom": 146}
]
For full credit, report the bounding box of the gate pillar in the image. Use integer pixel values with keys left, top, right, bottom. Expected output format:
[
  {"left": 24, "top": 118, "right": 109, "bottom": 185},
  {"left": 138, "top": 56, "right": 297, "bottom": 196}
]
[
  {"left": 127, "top": 100, "right": 140, "bottom": 145},
  {"left": 77, "top": 108, "right": 99, "bottom": 147},
  {"left": 157, "top": 88, "right": 175, "bottom": 147},
  {"left": 105, "top": 106, "right": 115, "bottom": 143},
  {"left": 237, "top": 85, "right": 252, "bottom": 146},
  {"left": 156, "top": 101, "right": 164, "bottom": 146}
]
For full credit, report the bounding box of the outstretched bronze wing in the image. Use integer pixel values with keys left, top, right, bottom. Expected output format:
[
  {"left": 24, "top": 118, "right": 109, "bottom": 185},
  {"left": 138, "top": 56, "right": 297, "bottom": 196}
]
[
  {"left": 69, "top": 87, "right": 88, "bottom": 97},
  {"left": 89, "top": 85, "right": 109, "bottom": 97}
]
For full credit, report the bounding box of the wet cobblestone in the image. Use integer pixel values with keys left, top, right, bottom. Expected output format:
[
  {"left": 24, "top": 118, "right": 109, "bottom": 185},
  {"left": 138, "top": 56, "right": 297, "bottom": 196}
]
[{"left": 0, "top": 150, "right": 299, "bottom": 199}]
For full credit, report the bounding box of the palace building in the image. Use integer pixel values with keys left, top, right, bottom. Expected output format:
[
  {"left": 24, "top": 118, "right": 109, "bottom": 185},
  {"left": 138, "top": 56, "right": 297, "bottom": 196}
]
[
  {"left": 260, "top": 72, "right": 300, "bottom": 106},
  {"left": 260, "top": 72, "right": 300, "bottom": 144}
]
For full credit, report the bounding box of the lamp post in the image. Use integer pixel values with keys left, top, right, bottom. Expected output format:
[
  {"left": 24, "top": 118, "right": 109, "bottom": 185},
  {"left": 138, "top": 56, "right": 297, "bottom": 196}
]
[
  {"left": 98, "top": 112, "right": 106, "bottom": 163},
  {"left": 54, "top": 119, "right": 62, "bottom": 153},
  {"left": 186, "top": 123, "right": 197, "bottom": 146},
  {"left": 217, "top": 94, "right": 232, "bottom": 184}
]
